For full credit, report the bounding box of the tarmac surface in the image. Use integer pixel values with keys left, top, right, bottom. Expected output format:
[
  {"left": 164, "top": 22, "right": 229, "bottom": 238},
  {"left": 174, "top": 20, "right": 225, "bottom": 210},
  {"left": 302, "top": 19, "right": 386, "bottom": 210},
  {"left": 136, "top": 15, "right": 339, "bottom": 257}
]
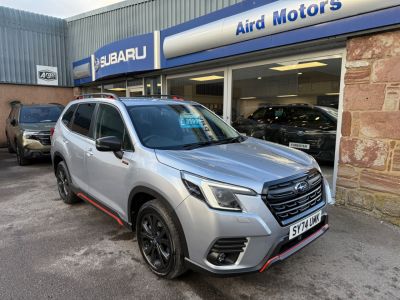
[{"left": 0, "top": 148, "right": 399, "bottom": 299}]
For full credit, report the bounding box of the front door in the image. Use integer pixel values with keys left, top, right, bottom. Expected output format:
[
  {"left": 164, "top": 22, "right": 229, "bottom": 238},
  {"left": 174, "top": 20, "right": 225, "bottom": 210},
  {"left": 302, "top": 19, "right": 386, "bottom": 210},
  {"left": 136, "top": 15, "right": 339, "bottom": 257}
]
[{"left": 87, "top": 103, "right": 135, "bottom": 220}]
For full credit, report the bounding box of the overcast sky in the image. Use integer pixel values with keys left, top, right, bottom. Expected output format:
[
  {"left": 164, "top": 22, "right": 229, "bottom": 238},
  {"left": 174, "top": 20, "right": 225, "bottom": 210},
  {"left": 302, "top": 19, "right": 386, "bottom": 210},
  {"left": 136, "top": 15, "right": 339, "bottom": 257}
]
[{"left": 0, "top": 0, "right": 126, "bottom": 18}]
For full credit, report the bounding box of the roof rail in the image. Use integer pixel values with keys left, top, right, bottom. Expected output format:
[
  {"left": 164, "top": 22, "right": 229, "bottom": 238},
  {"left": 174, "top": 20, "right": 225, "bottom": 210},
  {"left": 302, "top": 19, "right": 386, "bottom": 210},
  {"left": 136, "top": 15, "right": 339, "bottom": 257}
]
[
  {"left": 124, "top": 94, "right": 185, "bottom": 100},
  {"left": 76, "top": 93, "right": 119, "bottom": 100}
]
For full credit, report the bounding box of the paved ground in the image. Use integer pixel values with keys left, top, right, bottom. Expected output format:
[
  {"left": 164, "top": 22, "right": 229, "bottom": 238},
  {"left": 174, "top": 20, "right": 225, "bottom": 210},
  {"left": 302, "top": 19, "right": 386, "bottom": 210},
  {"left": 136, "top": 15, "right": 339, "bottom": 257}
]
[{"left": 0, "top": 149, "right": 399, "bottom": 300}]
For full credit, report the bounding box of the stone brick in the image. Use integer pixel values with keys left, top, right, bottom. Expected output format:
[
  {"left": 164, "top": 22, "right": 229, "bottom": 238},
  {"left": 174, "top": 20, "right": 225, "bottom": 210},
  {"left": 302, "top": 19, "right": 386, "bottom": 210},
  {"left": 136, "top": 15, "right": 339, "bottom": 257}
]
[
  {"left": 372, "top": 57, "right": 400, "bottom": 83},
  {"left": 375, "top": 195, "right": 400, "bottom": 217},
  {"left": 343, "top": 84, "right": 385, "bottom": 111},
  {"left": 347, "top": 190, "right": 375, "bottom": 211},
  {"left": 346, "top": 60, "right": 370, "bottom": 69},
  {"left": 336, "top": 177, "right": 359, "bottom": 189},
  {"left": 360, "top": 170, "right": 400, "bottom": 196},
  {"left": 345, "top": 67, "right": 370, "bottom": 84},
  {"left": 347, "top": 31, "right": 400, "bottom": 60},
  {"left": 340, "top": 138, "right": 389, "bottom": 171},
  {"left": 338, "top": 165, "right": 359, "bottom": 179},
  {"left": 392, "top": 148, "right": 400, "bottom": 172},
  {"left": 335, "top": 187, "right": 347, "bottom": 206},
  {"left": 351, "top": 112, "right": 360, "bottom": 137},
  {"left": 360, "top": 112, "right": 400, "bottom": 139},
  {"left": 341, "top": 111, "right": 351, "bottom": 137},
  {"left": 384, "top": 84, "right": 400, "bottom": 111}
]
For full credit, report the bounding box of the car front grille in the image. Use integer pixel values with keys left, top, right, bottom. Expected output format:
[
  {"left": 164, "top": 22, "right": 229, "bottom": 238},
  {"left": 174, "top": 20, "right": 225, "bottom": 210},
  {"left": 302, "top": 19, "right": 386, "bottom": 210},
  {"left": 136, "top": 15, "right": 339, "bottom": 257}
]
[
  {"left": 30, "top": 132, "right": 51, "bottom": 145},
  {"left": 262, "top": 169, "right": 325, "bottom": 226}
]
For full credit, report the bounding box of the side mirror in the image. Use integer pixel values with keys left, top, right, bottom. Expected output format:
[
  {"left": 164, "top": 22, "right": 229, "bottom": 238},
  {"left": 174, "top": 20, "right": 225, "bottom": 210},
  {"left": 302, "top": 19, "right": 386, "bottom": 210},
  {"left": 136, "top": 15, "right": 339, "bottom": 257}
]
[
  {"left": 96, "top": 136, "right": 123, "bottom": 159},
  {"left": 10, "top": 119, "right": 17, "bottom": 126}
]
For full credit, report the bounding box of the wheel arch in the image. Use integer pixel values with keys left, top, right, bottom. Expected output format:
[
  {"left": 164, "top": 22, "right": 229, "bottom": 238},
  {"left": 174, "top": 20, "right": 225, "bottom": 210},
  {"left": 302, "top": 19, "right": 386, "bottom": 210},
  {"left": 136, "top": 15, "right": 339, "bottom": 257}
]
[
  {"left": 52, "top": 151, "right": 66, "bottom": 174},
  {"left": 129, "top": 186, "right": 189, "bottom": 258}
]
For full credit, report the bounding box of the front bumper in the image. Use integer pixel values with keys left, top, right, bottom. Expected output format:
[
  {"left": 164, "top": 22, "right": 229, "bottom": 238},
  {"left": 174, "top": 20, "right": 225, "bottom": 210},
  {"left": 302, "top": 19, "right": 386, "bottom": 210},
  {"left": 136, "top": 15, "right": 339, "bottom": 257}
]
[
  {"left": 21, "top": 139, "right": 51, "bottom": 157},
  {"left": 175, "top": 182, "right": 330, "bottom": 275}
]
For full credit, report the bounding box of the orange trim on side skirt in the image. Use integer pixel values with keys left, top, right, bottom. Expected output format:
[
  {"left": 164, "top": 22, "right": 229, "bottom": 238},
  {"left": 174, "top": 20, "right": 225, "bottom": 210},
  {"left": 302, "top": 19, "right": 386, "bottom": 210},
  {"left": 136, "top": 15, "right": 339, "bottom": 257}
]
[{"left": 77, "top": 193, "right": 124, "bottom": 226}]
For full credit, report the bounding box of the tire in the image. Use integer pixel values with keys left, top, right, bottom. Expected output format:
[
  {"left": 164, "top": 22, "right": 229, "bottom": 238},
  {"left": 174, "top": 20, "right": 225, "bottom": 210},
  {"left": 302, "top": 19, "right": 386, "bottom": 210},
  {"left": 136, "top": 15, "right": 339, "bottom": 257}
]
[
  {"left": 16, "top": 142, "right": 29, "bottom": 166},
  {"left": 136, "top": 200, "right": 187, "bottom": 279},
  {"left": 6, "top": 135, "right": 15, "bottom": 153},
  {"left": 56, "top": 161, "right": 81, "bottom": 204}
]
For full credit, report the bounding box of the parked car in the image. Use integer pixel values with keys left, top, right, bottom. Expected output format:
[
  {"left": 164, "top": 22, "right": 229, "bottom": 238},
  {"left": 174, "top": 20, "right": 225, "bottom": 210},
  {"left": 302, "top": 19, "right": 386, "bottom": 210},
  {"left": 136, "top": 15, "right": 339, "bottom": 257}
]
[
  {"left": 51, "top": 94, "right": 332, "bottom": 279},
  {"left": 232, "top": 104, "right": 338, "bottom": 162},
  {"left": 5, "top": 104, "right": 63, "bottom": 165}
]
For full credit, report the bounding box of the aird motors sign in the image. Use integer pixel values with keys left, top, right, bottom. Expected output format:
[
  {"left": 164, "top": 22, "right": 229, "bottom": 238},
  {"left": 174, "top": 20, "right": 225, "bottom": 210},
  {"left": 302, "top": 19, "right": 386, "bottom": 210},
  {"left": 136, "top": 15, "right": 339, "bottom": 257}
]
[{"left": 37, "top": 65, "right": 58, "bottom": 86}]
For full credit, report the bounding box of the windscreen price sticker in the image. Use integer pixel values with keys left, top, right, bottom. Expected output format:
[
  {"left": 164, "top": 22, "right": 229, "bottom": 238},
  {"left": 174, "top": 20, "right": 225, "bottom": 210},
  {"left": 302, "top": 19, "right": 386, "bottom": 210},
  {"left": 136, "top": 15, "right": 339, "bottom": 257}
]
[{"left": 180, "top": 113, "right": 204, "bottom": 129}]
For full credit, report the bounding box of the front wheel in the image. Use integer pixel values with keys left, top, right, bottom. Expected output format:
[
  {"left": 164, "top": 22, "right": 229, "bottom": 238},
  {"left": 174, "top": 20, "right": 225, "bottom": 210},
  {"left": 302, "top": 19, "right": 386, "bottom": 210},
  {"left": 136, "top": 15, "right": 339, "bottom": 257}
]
[
  {"left": 16, "top": 143, "right": 29, "bottom": 166},
  {"left": 137, "top": 200, "right": 186, "bottom": 279}
]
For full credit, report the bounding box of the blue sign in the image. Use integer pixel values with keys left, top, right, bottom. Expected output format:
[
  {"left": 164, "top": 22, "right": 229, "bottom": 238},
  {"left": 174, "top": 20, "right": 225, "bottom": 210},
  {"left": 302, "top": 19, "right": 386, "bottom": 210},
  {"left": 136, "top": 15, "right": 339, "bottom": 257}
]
[
  {"left": 73, "top": 57, "right": 92, "bottom": 86},
  {"left": 93, "top": 33, "right": 156, "bottom": 80}
]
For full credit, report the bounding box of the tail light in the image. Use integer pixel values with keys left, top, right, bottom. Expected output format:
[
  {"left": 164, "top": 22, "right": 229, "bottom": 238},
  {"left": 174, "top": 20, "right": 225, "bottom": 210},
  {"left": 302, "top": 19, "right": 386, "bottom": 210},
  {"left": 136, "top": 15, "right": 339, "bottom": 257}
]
[{"left": 50, "top": 128, "right": 55, "bottom": 137}]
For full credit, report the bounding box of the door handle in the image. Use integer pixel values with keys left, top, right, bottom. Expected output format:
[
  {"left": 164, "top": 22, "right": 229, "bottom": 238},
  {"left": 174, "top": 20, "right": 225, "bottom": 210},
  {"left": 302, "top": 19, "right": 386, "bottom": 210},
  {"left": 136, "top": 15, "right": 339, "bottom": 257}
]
[{"left": 86, "top": 148, "right": 94, "bottom": 157}]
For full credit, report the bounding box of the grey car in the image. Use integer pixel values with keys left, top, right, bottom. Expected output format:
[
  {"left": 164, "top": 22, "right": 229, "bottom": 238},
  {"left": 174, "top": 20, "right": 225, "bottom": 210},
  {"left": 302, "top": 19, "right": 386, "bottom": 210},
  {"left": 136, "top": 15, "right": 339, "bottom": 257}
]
[
  {"left": 51, "top": 94, "right": 333, "bottom": 279},
  {"left": 5, "top": 104, "right": 63, "bottom": 165}
]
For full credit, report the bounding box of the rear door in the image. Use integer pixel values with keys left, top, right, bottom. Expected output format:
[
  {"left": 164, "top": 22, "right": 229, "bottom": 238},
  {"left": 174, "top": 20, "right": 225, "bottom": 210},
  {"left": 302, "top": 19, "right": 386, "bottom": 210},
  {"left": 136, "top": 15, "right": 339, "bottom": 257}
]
[
  {"left": 67, "top": 102, "right": 97, "bottom": 191},
  {"left": 86, "top": 103, "right": 134, "bottom": 218}
]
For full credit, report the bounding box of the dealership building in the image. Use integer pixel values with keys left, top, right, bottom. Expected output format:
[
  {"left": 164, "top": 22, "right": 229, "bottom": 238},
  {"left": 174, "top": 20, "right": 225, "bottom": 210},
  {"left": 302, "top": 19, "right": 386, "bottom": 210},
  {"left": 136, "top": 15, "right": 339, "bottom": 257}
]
[{"left": 0, "top": 0, "right": 400, "bottom": 225}]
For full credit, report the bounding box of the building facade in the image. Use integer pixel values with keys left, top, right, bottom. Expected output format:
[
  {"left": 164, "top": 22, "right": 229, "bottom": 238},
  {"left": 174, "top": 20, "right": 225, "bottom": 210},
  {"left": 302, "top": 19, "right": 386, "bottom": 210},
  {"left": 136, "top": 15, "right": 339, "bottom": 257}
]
[{"left": 0, "top": 0, "right": 400, "bottom": 225}]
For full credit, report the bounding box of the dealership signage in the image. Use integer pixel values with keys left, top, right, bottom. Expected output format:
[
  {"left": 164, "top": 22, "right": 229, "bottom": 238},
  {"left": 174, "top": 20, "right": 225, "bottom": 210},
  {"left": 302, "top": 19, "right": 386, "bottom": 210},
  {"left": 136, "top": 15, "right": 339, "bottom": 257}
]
[
  {"left": 36, "top": 65, "right": 58, "bottom": 86},
  {"left": 92, "top": 32, "right": 160, "bottom": 81},
  {"left": 163, "top": 0, "right": 399, "bottom": 59}
]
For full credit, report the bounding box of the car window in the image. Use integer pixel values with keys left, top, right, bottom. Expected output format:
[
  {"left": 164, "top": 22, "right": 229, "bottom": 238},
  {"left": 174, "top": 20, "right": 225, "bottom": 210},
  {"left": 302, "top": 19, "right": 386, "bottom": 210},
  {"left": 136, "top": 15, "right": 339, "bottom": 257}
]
[
  {"left": 95, "top": 104, "right": 133, "bottom": 151},
  {"left": 19, "top": 106, "right": 62, "bottom": 124},
  {"left": 287, "top": 107, "right": 331, "bottom": 129},
  {"left": 62, "top": 104, "right": 78, "bottom": 127},
  {"left": 251, "top": 108, "right": 266, "bottom": 120},
  {"left": 71, "top": 103, "right": 96, "bottom": 137}
]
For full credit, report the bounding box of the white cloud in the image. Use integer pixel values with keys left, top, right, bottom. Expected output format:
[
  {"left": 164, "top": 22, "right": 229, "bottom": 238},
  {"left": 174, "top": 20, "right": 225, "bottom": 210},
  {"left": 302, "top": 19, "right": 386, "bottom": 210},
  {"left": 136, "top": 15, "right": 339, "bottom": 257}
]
[{"left": 0, "top": 0, "right": 126, "bottom": 18}]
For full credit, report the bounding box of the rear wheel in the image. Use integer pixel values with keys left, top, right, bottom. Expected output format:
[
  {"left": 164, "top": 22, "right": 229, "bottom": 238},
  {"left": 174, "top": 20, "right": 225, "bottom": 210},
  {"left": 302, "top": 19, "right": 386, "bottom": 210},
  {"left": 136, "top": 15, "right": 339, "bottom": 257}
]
[
  {"left": 137, "top": 200, "right": 186, "bottom": 279},
  {"left": 56, "top": 161, "right": 81, "bottom": 204},
  {"left": 16, "top": 143, "right": 29, "bottom": 166}
]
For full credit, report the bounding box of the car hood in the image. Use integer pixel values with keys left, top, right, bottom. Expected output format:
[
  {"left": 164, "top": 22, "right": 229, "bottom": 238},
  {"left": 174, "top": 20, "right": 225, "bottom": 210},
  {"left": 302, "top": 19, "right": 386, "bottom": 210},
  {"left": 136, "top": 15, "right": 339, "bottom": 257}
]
[
  {"left": 155, "top": 138, "right": 316, "bottom": 194},
  {"left": 20, "top": 123, "right": 56, "bottom": 132}
]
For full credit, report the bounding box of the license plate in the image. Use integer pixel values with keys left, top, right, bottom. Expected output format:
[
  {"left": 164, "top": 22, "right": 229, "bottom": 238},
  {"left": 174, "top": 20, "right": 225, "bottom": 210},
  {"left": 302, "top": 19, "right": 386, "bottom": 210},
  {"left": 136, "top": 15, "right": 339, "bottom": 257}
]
[
  {"left": 289, "top": 142, "right": 310, "bottom": 150},
  {"left": 289, "top": 210, "right": 322, "bottom": 240}
]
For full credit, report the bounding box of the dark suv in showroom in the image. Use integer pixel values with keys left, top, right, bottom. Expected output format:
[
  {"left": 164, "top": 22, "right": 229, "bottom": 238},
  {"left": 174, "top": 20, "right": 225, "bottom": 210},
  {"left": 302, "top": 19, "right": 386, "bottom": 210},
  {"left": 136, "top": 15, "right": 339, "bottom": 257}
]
[
  {"left": 232, "top": 104, "right": 338, "bottom": 162},
  {"left": 5, "top": 103, "right": 63, "bottom": 165}
]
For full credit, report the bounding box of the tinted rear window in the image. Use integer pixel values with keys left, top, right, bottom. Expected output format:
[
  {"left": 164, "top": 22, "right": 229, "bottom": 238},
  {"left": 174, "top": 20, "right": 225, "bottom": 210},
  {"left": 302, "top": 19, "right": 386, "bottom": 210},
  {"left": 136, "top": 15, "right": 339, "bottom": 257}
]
[
  {"left": 62, "top": 104, "right": 78, "bottom": 127},
  {"left": 71, "top": 103, "right": 96, "bottom": 137}
]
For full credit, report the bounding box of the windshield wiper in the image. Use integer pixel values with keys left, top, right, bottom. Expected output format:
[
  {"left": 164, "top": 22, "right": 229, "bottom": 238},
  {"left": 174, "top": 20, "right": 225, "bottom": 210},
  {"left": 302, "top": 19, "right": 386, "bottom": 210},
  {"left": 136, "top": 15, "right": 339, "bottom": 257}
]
[
  {"left": 180, "top": 141, "right": 216, "bottom": 150},
  {"left": 213, "top": 136, "right": 245, "bottom": 145}
]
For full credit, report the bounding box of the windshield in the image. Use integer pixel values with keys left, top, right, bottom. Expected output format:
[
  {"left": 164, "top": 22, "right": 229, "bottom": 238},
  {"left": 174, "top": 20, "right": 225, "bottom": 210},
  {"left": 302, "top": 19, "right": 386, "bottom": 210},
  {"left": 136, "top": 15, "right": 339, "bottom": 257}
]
[
  {"left": 128, "top": 104, "right": 242, "bottom": 150},
  {"left": 20, "top": 106, "right": 62, "bottom": 124},
  {"left": 318, "top": 106, "right": 338, "bottom": 119}
]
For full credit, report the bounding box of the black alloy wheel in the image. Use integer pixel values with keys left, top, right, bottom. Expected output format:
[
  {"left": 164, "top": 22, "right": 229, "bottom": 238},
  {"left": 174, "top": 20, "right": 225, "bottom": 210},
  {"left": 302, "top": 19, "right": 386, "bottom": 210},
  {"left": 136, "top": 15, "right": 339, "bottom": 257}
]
[
  {"left": 139, "top": 213, "right": 173, "bottom": 272},
  {"left": 136, "top": 200, "right": 186, "bottom": 279},
  {"left": 57, "top": 166, "right": 70, "bottom": 199}
]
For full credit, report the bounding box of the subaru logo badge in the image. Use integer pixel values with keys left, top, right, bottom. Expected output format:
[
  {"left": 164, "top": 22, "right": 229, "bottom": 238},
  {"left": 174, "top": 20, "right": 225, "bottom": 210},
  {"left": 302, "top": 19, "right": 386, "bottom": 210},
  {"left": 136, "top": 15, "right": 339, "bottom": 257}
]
[{"left": 295, "top": 181, "right": 309, "bottom": 194}]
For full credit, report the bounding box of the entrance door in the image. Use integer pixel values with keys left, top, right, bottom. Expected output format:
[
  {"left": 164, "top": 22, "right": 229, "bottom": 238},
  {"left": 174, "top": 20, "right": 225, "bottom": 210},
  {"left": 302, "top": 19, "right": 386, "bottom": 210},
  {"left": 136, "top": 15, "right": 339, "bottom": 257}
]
[{"left": 128, "top": 86, "right": 144, "bottom": 97}]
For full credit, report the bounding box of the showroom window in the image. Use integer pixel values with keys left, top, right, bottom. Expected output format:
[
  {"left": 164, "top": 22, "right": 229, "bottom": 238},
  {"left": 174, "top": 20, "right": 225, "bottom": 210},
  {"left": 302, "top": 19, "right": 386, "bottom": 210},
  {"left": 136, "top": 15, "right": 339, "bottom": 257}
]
[
  {"left": 230, "top": 55, "right": 342, "bottom": 189},
  {"left": 103, "top": 81, "right": 127, "bottom": 97},
  {"left": 168, "top": 71, "right": 224, "bottom": 116}
]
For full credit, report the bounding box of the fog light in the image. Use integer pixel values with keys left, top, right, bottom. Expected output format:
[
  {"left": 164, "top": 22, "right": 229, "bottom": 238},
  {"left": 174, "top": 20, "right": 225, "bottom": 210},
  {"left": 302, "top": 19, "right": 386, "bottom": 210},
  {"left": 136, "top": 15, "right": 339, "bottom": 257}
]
[{"left": 217, "top": 253, "right": 226, "bottom": 264}]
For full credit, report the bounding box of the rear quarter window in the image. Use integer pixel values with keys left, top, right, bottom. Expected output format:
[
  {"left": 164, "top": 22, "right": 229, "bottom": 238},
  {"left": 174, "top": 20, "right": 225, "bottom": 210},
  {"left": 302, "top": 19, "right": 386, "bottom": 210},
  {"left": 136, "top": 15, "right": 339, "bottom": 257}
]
[
  {"left": 70, "top": 103, "right": 96, "bottom": 137},
  {"left": 62, "top": 104, "right": 78, "bottom": 127}
]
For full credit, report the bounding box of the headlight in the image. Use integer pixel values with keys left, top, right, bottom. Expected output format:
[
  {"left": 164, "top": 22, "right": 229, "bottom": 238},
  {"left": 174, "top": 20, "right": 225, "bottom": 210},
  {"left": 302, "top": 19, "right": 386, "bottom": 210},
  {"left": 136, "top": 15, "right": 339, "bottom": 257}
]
[
  {"left": 181, "top": 171, "right": 257, "bottom": 212},
  {"left": 23, "top": 131, "right": 40, "bottom": 140}
]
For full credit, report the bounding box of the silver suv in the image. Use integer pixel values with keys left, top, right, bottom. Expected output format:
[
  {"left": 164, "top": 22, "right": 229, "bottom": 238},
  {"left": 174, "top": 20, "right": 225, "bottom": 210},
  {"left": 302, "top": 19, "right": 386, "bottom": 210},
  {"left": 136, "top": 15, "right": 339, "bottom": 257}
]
[{"left": 51, "top": 94, "right": 332, "bottom": 279}]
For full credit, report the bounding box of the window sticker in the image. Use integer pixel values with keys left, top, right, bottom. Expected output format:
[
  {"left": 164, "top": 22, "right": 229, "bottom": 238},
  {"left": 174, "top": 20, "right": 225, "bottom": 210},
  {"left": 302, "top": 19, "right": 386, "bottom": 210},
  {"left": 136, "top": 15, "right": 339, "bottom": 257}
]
[{"left": 179, "top": 113, "right": 204, "bottom": 129}]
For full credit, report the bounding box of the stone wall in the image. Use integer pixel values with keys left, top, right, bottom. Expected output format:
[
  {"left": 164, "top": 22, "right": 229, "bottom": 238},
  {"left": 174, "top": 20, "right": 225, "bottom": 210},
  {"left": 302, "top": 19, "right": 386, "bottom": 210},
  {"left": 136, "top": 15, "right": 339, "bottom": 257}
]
[
  {"left": 0, "top": 84, "right": 79, "bottom": 147},
  {"left": 337, "top": 30, "right": 400, "bottom": 226}
]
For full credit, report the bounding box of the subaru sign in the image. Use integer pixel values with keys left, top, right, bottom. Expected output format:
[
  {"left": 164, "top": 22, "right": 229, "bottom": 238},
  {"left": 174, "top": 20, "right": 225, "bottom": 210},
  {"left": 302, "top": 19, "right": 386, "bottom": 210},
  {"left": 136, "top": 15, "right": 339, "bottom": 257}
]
[
  {"left": 36, "top": 65, "right": 58, "bottom": 86},
  {"left": 163, "top": 0, "right": 399, "bottom": 59},
  {"left": 92, "top": 31, "right": 160, "bottom": 81}
]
